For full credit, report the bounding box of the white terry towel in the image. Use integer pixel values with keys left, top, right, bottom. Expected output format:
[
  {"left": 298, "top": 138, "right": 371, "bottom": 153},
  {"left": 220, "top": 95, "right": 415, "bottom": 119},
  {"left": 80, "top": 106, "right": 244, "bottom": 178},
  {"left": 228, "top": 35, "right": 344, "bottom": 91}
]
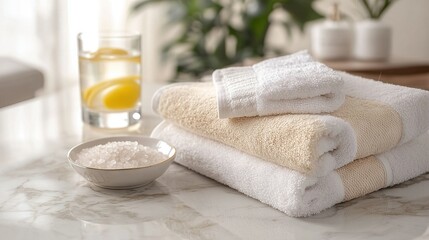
[
  {"left": 212, "top": 51, "right": 345, "bottom": 118},
  {"left": 152, "top": 121, "right": 429, "bottom": 217}
]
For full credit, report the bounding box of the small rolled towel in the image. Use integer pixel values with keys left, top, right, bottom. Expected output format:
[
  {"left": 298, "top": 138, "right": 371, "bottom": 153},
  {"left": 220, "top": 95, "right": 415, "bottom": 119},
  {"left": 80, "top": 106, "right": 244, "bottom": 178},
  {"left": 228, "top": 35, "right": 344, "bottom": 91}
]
[
  {"left": 212, "top": 51, "right": 345, "bottom": 118},
  {"left": 152, "top": 72, "right": 429, "bottom": 176},
  {"left": 152, "top": 122, "right": 429, "bottom": 217}
]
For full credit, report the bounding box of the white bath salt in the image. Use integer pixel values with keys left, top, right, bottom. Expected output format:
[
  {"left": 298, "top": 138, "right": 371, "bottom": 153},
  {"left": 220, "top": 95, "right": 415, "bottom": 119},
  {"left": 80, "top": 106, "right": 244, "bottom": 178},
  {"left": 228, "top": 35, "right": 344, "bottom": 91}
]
[{"left": 75, "top": 141, "right": 166, "bottom": 169}]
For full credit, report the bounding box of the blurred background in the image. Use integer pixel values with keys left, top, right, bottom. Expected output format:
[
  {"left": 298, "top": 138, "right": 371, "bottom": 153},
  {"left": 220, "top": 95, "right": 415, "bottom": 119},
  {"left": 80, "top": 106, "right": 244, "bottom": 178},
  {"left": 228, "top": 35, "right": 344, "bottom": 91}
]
[{"left": 0, "top": 0, "right": 428, "bottom": 95}]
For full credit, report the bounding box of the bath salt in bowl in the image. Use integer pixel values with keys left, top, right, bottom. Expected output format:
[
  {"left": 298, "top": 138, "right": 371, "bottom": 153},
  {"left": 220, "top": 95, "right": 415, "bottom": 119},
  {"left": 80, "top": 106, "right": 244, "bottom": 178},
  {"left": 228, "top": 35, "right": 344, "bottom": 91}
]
[
  {"left": 75, "top": 141, "right": 167, "bottom": 169},
  {"left": 67, "top": 136, "right": 176, "bottom": 189}
]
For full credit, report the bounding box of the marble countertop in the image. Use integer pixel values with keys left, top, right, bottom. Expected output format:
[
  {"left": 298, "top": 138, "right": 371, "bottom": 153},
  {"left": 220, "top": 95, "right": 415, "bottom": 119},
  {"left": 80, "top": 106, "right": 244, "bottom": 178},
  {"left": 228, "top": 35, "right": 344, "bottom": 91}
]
[{"left": 1, "top": 84, "right": 429, "bottom": 240}]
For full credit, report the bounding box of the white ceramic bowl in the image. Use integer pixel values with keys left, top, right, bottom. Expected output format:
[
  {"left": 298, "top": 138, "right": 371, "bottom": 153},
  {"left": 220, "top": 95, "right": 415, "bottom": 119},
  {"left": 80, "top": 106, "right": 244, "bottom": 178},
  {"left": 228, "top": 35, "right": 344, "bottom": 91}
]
[{"left": 67, "top": 136, "right": 176, "bottom": 189}]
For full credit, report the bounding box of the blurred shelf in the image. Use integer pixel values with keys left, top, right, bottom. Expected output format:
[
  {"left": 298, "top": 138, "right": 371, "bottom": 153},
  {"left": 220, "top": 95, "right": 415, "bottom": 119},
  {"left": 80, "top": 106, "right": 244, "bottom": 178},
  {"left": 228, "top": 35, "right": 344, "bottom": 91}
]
[
  {"left": 323, "top": 59, "right": 429, "bottom": 75},
  {"left": 322, "top": 59, "right": 429, "bottom": 90}
]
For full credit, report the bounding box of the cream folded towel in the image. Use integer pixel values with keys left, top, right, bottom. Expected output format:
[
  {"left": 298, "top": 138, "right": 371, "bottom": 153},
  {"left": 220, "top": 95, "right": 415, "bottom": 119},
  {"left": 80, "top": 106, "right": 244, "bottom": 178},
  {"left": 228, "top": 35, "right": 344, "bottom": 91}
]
[
  {"left": 152, "top": 73, "right": 429, "bottom": 176},
  {"left": 152, "top": 122, "right": 429, "bottom": 217},
  {"left": 212, "top": 51, "right": 345, "bottom": 118}
]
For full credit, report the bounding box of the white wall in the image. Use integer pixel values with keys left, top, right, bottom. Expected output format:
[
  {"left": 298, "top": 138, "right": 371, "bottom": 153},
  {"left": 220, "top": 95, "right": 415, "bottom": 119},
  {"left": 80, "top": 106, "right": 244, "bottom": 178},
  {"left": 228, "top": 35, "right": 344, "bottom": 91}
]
[{"left": 383, "top": 0, "right": 429, "bottom": 61}]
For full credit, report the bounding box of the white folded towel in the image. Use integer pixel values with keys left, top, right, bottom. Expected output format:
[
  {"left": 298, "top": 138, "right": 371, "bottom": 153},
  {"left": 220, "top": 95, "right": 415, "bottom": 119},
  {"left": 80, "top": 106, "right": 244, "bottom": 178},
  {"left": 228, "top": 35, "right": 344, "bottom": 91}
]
[
  {"left": 152, "top": 121, "right": 429, "bottom": 217},
  {"left": 212, "top": 51, "right": 345, "bottom": 118}
]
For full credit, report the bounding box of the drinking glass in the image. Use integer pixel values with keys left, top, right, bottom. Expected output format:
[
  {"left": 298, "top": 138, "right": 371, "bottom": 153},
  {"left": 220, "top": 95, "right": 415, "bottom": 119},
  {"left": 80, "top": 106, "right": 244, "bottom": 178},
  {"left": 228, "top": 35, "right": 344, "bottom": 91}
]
[{"left": 78, "top": 32, "right": 142, "bottom": 128}]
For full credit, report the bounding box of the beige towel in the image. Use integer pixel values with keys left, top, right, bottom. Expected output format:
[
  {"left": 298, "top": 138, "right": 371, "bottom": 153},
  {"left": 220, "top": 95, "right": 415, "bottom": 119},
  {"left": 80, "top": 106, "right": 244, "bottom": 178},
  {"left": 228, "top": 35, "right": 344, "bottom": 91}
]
[{"left": 152, "top": 73, "right": 429, "bottom": 176}]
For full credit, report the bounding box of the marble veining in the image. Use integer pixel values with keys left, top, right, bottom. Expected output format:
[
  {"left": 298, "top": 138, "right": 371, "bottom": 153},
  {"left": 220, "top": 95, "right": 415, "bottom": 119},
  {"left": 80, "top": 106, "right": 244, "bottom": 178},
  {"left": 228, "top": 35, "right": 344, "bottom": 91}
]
[{"left": 1, "top": 143, "right": 429, "bottom": 240}]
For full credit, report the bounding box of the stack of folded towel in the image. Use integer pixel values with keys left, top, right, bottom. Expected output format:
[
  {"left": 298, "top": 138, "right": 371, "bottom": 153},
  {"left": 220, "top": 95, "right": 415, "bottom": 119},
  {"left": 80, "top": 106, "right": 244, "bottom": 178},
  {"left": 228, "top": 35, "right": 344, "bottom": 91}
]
[{"left": 150, "top": 51, "right": 429, "bottom": 217}]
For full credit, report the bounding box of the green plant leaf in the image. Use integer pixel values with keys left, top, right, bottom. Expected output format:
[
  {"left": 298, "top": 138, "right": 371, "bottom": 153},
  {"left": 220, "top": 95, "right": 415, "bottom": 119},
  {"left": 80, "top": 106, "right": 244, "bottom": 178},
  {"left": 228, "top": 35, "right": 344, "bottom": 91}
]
[
  {"left": 280, "top": 0, "right": 323, "bottom": 30},
  {"left": 359, "top": 0, "right": 397, "bottom": 19}
]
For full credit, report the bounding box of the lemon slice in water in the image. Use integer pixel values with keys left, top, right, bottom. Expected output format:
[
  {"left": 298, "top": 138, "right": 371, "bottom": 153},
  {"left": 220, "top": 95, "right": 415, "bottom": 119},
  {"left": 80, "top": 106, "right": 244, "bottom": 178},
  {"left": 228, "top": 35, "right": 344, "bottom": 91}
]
[
  {"left": 96, "top": 47, "right": 128, "bottom": 55},
  {"left": 102, "top": 81, "right": 140, "bottom": 110},
  {"left": 82, "top": 47, "right": 140, "bottom": 63},
  {"left": 83, "top": 75, "right": 140, "bottom": 109},
  {"left": 92, "top": 48, "right": 128, "bottom": 60}
]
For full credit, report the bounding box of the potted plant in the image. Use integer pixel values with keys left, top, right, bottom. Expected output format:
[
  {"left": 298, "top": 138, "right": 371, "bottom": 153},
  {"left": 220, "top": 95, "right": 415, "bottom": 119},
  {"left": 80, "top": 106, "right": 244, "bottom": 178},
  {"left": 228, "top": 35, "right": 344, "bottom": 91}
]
[
  {"left": 354, "top": 0, "right": 398, "bottom": 61},
  {"left": 131, "top": 0, "right": 322, "bottom": 81}
]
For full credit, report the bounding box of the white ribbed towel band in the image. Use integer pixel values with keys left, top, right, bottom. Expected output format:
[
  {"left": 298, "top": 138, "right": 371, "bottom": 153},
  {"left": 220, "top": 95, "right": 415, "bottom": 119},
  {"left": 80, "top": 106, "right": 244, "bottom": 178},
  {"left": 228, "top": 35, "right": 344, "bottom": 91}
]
[{"left": 213, "top": 66, "right": 259, "bottom": 118}]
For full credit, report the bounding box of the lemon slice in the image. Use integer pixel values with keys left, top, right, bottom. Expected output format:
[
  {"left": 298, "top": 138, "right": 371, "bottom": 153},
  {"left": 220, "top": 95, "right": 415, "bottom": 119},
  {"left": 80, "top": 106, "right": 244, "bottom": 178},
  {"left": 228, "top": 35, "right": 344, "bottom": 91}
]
[
  {"left": 93, "top": 48, "right": 128, "bottom": 60},
  {"left": 82, "top": 47, "right": 140, "bottom": 63},
  {"left": 102, "top": 81, "right": 140, "bottom": 110},
  {"left": 96, "top": 47, "right": 128, "bottom": 55},
  {"left": 83, "top": 75, "right": 140, "bottom": 108}
]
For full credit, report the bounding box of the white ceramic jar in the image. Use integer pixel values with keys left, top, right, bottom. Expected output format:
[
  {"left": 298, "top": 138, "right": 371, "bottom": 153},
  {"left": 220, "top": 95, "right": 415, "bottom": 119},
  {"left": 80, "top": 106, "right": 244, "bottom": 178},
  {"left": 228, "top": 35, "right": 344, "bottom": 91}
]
[
  {"left": 354, "top": 20, "right": 391, "bottom": 60},
  {"left": 311, "top": 20, "right": 352, "bottom": 60}
]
